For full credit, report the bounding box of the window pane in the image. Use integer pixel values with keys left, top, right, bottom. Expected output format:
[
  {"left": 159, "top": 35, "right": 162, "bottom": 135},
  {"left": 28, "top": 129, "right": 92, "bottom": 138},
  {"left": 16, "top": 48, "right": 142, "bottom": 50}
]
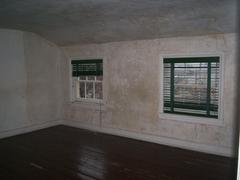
[
  {"left": 95, "top": 82, "right": 103, "bottom": 99},
  {"left": 86, "top": 82, "right": 94, "bottom": 98},
  {"left": 163, "top": 58, "right": 220, "bottom": 118},
  {"left": 163, "top": 63, "right": 171, "bottom": 110},
  {"left": 87, "top": 76, "right": 95, "bottom": 80},
  {"left": 174, "top": 63, "right": 208, "bottom": 105},
  {"left": 210, "top": 62, "right": 220, "bottom": 116},
  {"left": 79, "top": 76, "right": 86, "bottom": 80},
  {"left": 173, "top": 63, "right": 208, "bottom": 116},
  {"left": 79, "top": 82, "right": 85, "bottom": 98},
  {"left": 96, "top": 76, "right": 103, "bottom": 81}
]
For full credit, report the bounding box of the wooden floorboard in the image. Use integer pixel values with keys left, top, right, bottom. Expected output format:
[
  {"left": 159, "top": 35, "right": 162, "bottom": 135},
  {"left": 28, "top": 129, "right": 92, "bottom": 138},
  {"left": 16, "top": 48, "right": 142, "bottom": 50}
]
[{"left": 0, "top": 125, "right": 236, "bottom": 180}]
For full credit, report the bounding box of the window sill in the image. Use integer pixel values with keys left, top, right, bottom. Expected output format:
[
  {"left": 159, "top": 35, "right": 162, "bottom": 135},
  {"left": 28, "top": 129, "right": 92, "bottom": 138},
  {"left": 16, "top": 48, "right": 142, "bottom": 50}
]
[
  {"left": 69, "top": 100, "right": 105, "bottom": 111},
  {"left": 159, "top": 112, "right": 224, "bottom": 126}
]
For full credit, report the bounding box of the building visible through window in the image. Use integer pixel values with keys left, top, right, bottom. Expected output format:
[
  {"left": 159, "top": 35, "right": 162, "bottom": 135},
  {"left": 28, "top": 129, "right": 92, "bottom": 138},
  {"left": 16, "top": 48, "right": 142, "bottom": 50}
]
[
  {"left": 71, "top": 59, "right": 103, "bottom": 101},
  {"left": 163, "top": 57, "right": 220, "bottom": 118}
]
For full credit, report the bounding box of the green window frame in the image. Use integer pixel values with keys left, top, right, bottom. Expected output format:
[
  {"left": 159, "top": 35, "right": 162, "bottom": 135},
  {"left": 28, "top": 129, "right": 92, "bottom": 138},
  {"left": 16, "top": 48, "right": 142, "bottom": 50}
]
[{"left": 163, "top": 57, "right": 220, "bottom": 118}]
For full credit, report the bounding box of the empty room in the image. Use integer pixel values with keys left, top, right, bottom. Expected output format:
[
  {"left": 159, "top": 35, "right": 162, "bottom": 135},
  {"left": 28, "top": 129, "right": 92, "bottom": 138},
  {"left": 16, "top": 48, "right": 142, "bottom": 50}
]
[{"left": 0, "top": 0, "right": 239, "bottom": 179}]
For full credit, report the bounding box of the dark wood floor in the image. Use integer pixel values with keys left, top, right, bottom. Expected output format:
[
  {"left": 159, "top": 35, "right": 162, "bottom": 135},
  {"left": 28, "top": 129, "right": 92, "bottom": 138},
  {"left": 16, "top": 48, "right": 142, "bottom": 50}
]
[{"left": 0, "top": 125, "right": 236, "bottom": 180}]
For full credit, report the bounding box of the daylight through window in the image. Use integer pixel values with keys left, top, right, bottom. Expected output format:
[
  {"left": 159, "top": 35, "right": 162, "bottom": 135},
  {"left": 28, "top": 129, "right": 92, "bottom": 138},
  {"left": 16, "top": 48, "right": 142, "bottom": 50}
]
[
  {"left": 71, "top": 59, "right": 103, "bottom": 101},
  {"left": 163, "top": 57, "right": 220, "bottom": 118}
]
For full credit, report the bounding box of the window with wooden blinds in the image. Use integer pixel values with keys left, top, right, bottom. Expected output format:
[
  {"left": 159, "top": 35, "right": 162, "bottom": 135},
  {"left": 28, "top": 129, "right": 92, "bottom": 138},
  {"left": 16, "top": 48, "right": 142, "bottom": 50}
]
[
  {"left": 71, "top": 59, "right": 103, "bottom": 102},
  {"left": 71, "top": 59, "right": 103, "bottom": 76},
  {"left": 163, "top": 57, "right": 220, "bottom": 118}
]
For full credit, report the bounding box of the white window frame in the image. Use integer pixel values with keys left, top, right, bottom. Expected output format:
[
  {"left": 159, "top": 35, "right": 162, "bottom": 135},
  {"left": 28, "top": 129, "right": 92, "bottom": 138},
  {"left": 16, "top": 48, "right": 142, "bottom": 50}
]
[
  {"left": 73, "top": 75, "right": 103, "bottom": 103},
  {"left": 69, "top": 58, "right": 105, "bottom": 106},
  {"left": 159, "top": 53, "right": 225, "bottom": 126}
]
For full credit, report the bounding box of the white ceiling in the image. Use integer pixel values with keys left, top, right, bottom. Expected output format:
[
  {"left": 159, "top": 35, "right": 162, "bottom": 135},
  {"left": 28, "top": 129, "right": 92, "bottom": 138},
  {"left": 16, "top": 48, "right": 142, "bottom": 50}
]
[{"left": 0, "top": 0, "right": 237, "bottom": 46}]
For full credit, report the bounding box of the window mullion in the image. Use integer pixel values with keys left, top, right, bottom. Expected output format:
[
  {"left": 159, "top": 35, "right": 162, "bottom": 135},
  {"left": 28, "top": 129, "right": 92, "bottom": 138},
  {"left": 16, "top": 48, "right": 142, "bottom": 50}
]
[
  {"left": 84, "top": 80, "right": 86, "bottom": 99},
  {"left": 76, "top": 78, "right": 80, "bottom": 99},
  {"left": 170, "top": 62, "right": 175, "bottom": 112},
  {"left": 206, "top": 62, "right": 211, "bottom": 116},
  {"left": 93, "top": 76, "right": 96, "bottom": 99}
]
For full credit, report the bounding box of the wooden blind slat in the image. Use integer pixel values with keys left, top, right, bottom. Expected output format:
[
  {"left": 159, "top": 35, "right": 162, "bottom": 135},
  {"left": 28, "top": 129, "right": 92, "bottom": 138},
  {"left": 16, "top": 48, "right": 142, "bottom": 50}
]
[
  {"left": 163, "top": 57, "right": 220, "bottom": 118},
  {"left": 71, "top": 59, "right": 103, "bottom": 76}
]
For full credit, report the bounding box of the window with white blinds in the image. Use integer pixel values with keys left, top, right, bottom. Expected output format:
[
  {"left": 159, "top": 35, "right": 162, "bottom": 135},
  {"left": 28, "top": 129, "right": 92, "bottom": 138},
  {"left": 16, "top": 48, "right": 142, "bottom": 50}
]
[{"left": 163, "top": 57, "right": 220, "bottom": 118}]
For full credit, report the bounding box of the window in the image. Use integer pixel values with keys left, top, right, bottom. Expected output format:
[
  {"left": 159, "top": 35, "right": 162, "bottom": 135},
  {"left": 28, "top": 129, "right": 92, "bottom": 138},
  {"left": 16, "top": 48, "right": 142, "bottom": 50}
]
[
  {"left": 163, "top": 57, "right": 220, "bottom": 118},
  {"left": 71, "top": 59, "right": 103, "bottom": 102}
]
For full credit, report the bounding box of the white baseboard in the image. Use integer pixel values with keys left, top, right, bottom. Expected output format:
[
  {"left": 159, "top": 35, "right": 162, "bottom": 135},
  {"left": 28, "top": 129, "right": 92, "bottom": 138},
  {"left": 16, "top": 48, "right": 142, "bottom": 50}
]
[
  {"left": 0, "top": 119, "right": 62, "bottom": 139},
  {"left": 0, "top": 119, "right": 233, "bottom": 157},
  {"left": 63, "top": 120, "right": 233, "bottom": 157}
]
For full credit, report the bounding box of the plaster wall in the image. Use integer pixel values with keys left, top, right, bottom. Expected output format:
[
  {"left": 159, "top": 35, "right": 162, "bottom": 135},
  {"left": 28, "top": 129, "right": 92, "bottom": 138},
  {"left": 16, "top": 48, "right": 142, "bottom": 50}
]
[
  {"left": 0, "top": 29, "right": 27, "bottom": 132},
  {"left": 0, "top": 29, "right": 64, "bottom": 137},
  {"left": 62, "top": 33, "right": 238, "bottom": 156},
  {"left": 23, "top": 32, "right": 64, "bottom": 125}
]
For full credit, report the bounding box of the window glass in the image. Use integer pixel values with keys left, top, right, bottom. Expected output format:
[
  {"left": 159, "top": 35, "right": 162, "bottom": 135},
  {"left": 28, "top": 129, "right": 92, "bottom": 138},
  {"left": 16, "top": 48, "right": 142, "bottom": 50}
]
[
  {"left": 96, "top": 76, "right": 103, "bottom": 81},
  {"left": 79, "top": 82, "right": 85, "bottom": 98},
  {"left": 163, "top": 57, "right": 220, "bottom": 118},
  {"left": 87, "top": 76, "right": 95, "bottom": 80},
  {"left": 72, "top": 60, "right": 103, "bottom": 102},
  {"left": 86, "top": 82, "right": 94, "bottom": 98},
  {"left": 79, "top": 76, "right": 86, "bottom": 80}
]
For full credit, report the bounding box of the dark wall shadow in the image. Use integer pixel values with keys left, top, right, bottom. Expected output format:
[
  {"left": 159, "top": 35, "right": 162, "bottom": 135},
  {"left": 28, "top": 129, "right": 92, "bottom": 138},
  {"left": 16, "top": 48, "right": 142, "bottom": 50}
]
[{"left": 233, "top": 1, "right": 240, "bottom": 179}]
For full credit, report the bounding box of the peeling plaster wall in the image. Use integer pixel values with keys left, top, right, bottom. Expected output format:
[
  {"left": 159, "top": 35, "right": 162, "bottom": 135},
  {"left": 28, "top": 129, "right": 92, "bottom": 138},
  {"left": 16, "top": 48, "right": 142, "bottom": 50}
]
[
  {"left": 62, "top": 33, "right": 238, "bottom": 156},
  {"left": 0, "top": 29, "right": 64, "bottom": 137}
]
